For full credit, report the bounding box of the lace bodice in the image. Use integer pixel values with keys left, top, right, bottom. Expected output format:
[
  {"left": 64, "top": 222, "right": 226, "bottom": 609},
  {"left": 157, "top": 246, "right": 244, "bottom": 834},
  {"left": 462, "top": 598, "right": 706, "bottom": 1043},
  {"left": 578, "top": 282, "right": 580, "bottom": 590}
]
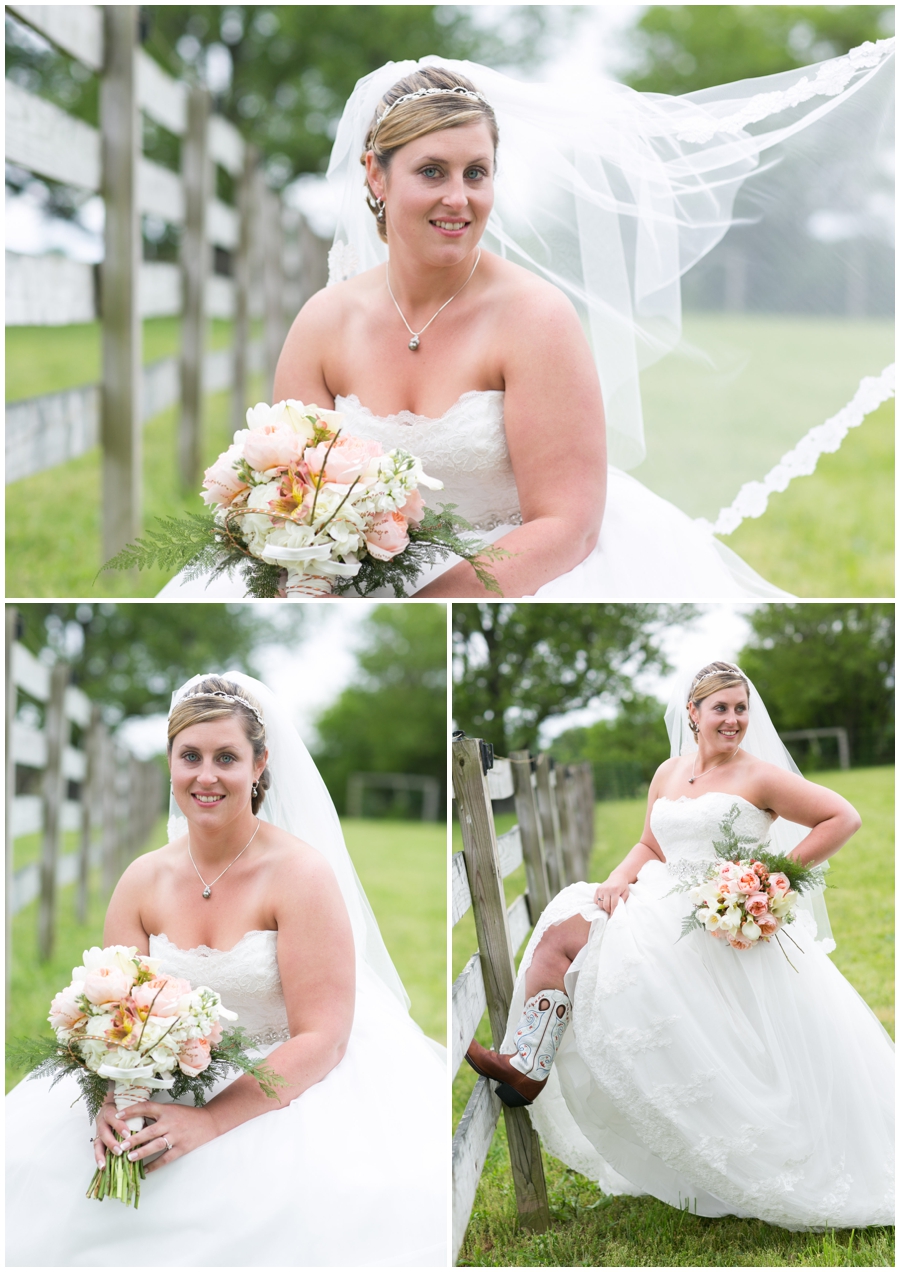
[
  {"left": 149, "top": 930, "right": 290, "bottom": 1048},
  {"left": 651, "top": 792, "right": 774, "bottom": 877},
  {"left": 334, "top": 390, "right": 522, "bottom": 532}
]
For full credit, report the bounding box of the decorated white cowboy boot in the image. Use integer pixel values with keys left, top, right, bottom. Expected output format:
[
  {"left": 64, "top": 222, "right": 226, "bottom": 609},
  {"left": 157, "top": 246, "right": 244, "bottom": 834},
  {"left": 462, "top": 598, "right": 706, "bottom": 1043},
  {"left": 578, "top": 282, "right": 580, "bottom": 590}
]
[{"left": 465, "top": 989, "right": 572, "bottom": 1107}]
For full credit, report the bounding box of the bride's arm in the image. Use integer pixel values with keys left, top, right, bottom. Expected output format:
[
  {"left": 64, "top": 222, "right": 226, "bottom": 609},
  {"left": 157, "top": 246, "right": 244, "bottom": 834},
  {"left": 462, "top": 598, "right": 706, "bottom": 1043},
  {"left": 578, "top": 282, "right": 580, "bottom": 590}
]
[
  {"left": 593, "top": 763, "right": 670, "bottom": 914},
  {"left": 756, "top": 766, "right": 861, "bottom": 866},
  {"left": 416, "top": 284, "right": 606, "bottom": 598},
  {"left": 119, "top": 849, "right": 355, "bottom": 1173}
]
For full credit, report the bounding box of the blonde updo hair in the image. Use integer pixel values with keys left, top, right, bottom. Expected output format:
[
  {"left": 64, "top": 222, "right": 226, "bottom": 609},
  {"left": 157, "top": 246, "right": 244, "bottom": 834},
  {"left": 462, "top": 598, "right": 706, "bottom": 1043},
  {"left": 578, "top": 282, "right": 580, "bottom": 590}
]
[
  {"left": 362, "top": 66, "right": 499, "bottom": 243},
  {"left": 687, "top": 661, "right": 750, "bottom": 736},
  {"left": 167, "top": 676, "right": 271, "bottom": 814}
]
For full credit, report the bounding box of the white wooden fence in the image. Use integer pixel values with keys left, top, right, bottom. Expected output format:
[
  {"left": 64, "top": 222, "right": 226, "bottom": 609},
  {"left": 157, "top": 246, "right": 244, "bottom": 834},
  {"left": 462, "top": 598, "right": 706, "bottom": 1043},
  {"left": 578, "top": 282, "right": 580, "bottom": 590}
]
[
  {"left": 5, "top": 618, "right": 166, "bottom": 979},
  {"left": 5, "top": 4, "right": 329, "bottom": 556},
  {"left": 451, "top": 736, "right": 595, "bottom": 1263}
]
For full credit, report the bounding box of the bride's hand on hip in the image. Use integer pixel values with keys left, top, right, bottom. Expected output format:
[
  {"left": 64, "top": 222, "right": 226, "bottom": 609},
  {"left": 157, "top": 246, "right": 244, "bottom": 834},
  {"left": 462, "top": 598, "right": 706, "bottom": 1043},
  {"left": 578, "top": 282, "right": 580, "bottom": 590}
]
[
  {"left": 594, "top": 881, "right": 629, "bottom": 914},
  {"left": 117, "top": 1100, "right": 217, "bottom": 1174}
]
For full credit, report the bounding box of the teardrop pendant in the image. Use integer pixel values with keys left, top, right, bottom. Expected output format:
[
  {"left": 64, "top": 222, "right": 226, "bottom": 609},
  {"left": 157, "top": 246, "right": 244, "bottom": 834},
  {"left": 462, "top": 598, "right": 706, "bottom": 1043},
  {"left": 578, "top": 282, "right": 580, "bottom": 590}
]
[
  {"left": 408, "top": 335, "right": 420, "bottom": 351},
  {"left": 202, "top": 886, "right": 212, "bottom": 899}
]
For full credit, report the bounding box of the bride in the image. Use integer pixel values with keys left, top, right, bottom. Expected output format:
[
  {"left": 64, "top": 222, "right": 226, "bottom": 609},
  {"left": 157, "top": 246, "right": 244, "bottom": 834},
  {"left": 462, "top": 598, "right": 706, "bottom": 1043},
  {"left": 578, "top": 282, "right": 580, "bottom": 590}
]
[
  {"left": 5, "top": 674, "right": 446, "bottom": 1267},
  {"left": 158, "top": 40, "right": 894, "bottom": 600},
  {"left": 466, "top": 661, "right": 893, "bottom": 1229}
]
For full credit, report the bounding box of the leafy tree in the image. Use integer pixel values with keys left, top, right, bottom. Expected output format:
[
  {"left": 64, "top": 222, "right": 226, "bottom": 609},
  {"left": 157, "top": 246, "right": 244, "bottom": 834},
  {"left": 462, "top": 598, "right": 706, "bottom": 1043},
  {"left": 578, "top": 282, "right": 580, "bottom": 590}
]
[
  {"left": 452, "top": 603, "right": 696, "bottom": 755},
  {"left": 14, "top": 603, "right": 281, "bottom": 721},
  {"left": 623, "top": 6, "right": 893, "bottom": 95},
  {"left": 738, "top": 603, "right": 894, "bottom": 768},
  {"left": 312, "top": 604, "right": 446, "bottom": 816},
  {"left": 552, "top": 692, "right": 670, "bottom": 799}
]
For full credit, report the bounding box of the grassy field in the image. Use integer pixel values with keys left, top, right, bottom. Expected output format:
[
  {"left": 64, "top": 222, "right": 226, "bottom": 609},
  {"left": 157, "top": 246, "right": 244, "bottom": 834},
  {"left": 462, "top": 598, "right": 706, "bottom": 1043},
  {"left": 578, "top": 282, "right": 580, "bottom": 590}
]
[
  {"left": 7, "top": 814, "right": 445, "bottom": 1093},
  {"left": 454, "top": 768, "right": 894, "bottom": 1267},
  {"left": 6, "top": 313, "right": 893, "bottom": 598},
  {"left": 5, "top": 318, "right": 263, "bottom": 598}
]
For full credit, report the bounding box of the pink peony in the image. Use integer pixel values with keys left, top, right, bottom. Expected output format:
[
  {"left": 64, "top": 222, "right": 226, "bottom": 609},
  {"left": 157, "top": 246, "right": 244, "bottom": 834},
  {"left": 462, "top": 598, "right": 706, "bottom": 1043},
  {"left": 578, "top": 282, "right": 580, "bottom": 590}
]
[
  {"left": 304, "top": 435, "right": 382, "bottom": 485},
  {"left": 177, "top": 1037, "right": 212, "bottom": 1077},
  {"left": 365, "top": 511, "right": 410, "bottom": 561},
  {"left": 399, "top": 488, "right": 426, "bottom": 528},
  {"left": 745, "top": 893, "right": 769, "bottom": 918},
  {"left": 201, "top": 446, "right": 248, "bottom": 507},
  {"left": 83, "top": 965, "right": 133, "bottom": 1005},
  {"left": 756, "top": 912, "right": 779, "bottom": 937},
  {"left": 767, "top": 872, "right": 791, "bottom": 897},
  {"left": 132, "top": 975, "right": 192, "bottom": 1018},
  {"left": 49, "top": 983, "right": 87, "bottom": 1030},
  {"left": 243, "top": 425, "right": 305, "bottom": 473},
  {"left": 728, "top": 933, "right": 753, "bottom": 951}
]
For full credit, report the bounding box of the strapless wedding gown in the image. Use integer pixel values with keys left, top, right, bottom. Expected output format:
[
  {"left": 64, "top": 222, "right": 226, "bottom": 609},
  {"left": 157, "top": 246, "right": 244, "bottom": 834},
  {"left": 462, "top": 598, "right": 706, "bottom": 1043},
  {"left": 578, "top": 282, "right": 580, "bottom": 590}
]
[
  {"left": 157, "top": 391, "right": 790, "bottom": 599},
  {"left": 504, "top": 793, "right": 893, "bottom": 1230},
  {"left": 6, "top": 930, "right": 446, "bottom": 1267}
]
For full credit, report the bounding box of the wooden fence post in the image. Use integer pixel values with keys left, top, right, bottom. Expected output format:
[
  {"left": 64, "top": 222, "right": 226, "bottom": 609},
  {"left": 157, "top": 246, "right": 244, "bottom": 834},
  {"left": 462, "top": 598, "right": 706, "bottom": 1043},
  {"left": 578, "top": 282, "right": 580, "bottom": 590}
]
[
  {"left": 99, "top": 4, "right": 141, "bottom": 559},
  {"left": 77, "top": 704, "right": 102, "bottom": 923},
  {"left": 535, "top": 754, "right": 565, "bottom": 895},
  {"left": 38, "top": 663, "right": 69, "bottom": 961},
  {"left": 100, "top": 728, "right": 119, "bottom": 895},
  {"left": 231, "top": 143, "right": 257, "bottom": 435},
  {"left": 179, "top": 83, "right": 212, "bottom": 489},
  {"left": 6, "top": 608, "right": 18, "bottom": 993},
  {"left": 454, "top": 737, "right": 550, "bottom": 1233},
  {"left": 509, "top": 751, "right": 551, "bottom": 919},
  {"left": 263, "top": 184, "right": 285, "bottom": 395}
]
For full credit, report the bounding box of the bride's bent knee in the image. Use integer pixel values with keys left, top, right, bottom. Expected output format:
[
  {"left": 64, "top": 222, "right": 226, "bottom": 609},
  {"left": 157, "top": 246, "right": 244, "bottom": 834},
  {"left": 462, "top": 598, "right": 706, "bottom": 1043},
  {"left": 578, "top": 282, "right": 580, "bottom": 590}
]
[{"left": 538, "top": 915, "right": 591, "bottom": 962}]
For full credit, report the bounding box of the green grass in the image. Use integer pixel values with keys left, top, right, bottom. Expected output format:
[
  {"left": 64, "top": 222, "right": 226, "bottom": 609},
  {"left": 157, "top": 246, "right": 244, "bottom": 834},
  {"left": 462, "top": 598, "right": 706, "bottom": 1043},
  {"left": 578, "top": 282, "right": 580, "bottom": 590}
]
[
  {"left": 7, "top": 815, "right": 445, "bottom": 1094},
  {"left": 454, "top": 768, "right": 894, "bottom": 1266},
  {"left": 5, "top": 319, "right": 264, "bottom": 598}
]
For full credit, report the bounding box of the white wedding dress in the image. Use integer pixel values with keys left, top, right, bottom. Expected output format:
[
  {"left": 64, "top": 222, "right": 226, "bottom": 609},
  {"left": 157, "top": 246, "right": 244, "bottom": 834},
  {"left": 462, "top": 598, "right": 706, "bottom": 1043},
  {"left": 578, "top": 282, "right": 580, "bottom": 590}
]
[
  {"left": 505, "top": 792, "right": 893, "bottom": 1230},
  {"left": 6, "top": 930, "right": 446, "bottom": 1267},
  {"left": 157, "top": 391, "right": 790, "bottom": 600}
]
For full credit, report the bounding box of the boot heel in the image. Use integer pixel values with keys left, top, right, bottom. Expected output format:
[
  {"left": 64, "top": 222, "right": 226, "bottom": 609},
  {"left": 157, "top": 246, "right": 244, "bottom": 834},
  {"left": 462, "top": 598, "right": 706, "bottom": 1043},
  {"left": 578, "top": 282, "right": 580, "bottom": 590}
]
[{"left": 495, "top": 1082, "right": 533, "bottom": 1108}]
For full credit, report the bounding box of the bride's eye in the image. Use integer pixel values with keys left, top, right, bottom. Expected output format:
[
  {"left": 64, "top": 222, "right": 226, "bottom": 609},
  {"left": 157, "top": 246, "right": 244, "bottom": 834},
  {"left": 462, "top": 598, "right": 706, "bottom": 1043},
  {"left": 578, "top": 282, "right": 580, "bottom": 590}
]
[
  {"left": 420, "top": 165, "right": 441, "bottom": 178},
  {"left": 465, "top": 167, "right": 485, "bottom": 180}
]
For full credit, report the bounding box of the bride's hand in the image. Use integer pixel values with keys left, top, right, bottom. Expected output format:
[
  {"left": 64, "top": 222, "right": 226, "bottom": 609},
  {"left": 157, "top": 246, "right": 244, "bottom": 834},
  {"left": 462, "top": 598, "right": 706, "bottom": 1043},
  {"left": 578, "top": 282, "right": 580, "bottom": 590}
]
[
  {"left": 92, "top": 1096, "right": 133, "bottom": 1168},
  {"left": 117, "top": 1100, "right": 218, "bottom": 1174},
  {"left": 593, "top": 880, "right": 629, "bottom": 914}
]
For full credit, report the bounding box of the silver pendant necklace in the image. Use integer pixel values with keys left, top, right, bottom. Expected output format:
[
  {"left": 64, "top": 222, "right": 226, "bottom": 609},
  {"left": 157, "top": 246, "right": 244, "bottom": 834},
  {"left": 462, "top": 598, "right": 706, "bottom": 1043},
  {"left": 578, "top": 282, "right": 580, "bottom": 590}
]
[
  {"left": 386, "top": 249, "right": 481, "bottom": 351},
  {"left": 688, "top": 746, "right": 741, "bottom": 784},
  {"left": 188, "top": 818, "right": 261, "bottom": 899}
]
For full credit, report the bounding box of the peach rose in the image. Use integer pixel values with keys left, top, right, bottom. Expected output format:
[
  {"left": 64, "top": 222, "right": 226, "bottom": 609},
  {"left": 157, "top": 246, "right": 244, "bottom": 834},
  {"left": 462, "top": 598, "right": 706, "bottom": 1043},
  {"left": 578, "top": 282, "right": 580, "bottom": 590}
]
[
  {"left": 132, "top": 975, "right": 192, "bottom": 1017},
  {"left": 243, "top": 424, "right": 305, "bottom": 473},
  {"left": 365, "top": 511, "right": 410, "bottom": 561},
  {"left": 745, "top": 893, "right": 769, "bottom": 918},
  {"left": 736, "top": 871, "right": 761, "bottom": 894},
  {"left": 751, "top": 860, "right": 769, "bottom": 882},
  {"left": 49, "top": 983, "right": 87, "bottom": 1031},
  {"left": 767, "top": 872, "right": 791, "bottom": 897},
  {"left": 756, "top": 912, "right": 779, "bottom": 937},
  {"left": 177, "top": 1037, "right": 212, "bottom": 1077},
  {"left": 304, "top": 435, "right": 382, "bottom": 486},
  {"left": 398, "top": 488, "right": 426, "bottom": 528},
  {"left": 83, "top": 965, "right": 133, "bottom": 1005},
  {"left": 201, "top": 445, "right": 248, "bottom": 508},
  {"left": 728, "top": 933, "right": 753, "bottom": 951}
]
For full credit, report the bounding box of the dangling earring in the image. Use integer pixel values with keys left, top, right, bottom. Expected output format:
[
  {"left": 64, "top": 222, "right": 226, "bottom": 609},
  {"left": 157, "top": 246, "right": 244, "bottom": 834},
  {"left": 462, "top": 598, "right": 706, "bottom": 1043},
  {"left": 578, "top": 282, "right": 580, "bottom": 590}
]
[
  {"left": 252, "top": 781, "right": 259, "bottom": 798},
  {"left": 375, "top": 197, "right": 386, "bottom": 227}
]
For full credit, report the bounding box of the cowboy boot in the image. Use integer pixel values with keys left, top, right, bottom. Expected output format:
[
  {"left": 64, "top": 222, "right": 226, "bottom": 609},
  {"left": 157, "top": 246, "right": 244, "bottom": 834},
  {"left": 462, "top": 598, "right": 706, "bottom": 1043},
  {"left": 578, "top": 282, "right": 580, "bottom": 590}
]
[{"left": 465, "top": 989, "right": 572, "bottom": 1107}]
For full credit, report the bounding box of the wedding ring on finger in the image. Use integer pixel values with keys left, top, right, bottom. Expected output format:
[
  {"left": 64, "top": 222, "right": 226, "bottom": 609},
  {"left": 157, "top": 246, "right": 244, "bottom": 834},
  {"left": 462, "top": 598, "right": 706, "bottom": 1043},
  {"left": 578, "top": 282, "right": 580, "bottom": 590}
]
[{"left": 163, "top": 1137, "right": 173, "bottom": 1152}]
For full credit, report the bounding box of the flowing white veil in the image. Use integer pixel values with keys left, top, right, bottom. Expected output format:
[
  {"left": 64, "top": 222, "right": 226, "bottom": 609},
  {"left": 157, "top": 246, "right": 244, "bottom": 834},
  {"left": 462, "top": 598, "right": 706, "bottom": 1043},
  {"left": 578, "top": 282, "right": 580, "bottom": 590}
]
[
  {"left": 166, "top": 671, "right": 412, "bottom": 1010},
  {"left": 664, "top": 665, "right": 835, "bottom": 951},
  {"left": 325, "top": 41, "right": 894, "bottom": 530}
]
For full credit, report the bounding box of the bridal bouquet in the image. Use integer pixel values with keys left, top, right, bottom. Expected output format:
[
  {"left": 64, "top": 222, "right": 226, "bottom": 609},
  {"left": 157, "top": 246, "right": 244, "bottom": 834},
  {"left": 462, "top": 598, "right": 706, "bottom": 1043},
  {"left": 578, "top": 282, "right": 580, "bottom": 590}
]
[
  {"left": 672, "top": 805, "right": 826, "bottom": 967},
  {"left": 102, "top": 400, "right": 503, "bottom": 597},
  {"left": 7, "top": 945, "right": 282, "bottom": 1208}
]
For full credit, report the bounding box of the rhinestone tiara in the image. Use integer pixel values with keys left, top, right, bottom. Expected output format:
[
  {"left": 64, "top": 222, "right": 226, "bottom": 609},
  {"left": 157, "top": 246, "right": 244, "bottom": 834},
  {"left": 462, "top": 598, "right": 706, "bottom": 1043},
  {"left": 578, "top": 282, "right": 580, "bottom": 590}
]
[
  {"left": 690, "top": 665, "right": 747, "bottom": 692},
  {"left": 375, "top": 85, "right": 490, "bottom": 131},
  {"left": 173, "top": 690, "right": 265, "bottom": 727}
]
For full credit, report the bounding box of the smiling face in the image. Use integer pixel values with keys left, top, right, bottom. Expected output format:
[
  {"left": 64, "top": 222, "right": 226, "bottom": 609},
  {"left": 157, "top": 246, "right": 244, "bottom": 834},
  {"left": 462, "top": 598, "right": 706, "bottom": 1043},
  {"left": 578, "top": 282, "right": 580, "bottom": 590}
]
[
  {"left": 365, "top": 120, "right": 495, "bottom": 264},
  {"left": 169, "top": 717, "right": 267, "bottom": 831},
  {"left": 689, "top": 686, "right": 750, "bottom": 756}
]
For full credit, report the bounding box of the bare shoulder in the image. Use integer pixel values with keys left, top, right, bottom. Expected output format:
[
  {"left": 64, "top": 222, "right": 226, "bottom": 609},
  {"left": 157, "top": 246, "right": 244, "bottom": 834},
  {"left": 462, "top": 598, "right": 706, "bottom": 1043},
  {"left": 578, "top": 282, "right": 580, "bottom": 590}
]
[
  {"left": 652, "top": 756, "right": 682, "bottom": 785},
  {"left": 289, "top": 266, "right": 383, "bottom": 333},
  {"left": 115, "top": 842, "right": 175, "bottom": 891},
  {"left": 488, "top": 254, "right": 580, "bottom": 330},
  {"left": 264, "top": 828, "right": 345, "bottom": 908}
]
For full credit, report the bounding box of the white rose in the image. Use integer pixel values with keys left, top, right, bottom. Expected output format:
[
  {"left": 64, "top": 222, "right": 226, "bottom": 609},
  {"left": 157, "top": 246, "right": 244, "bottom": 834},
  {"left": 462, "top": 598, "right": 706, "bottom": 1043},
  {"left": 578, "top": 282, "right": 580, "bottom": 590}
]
[{"left": 72, "top": 945, "right": 139, "bottom": 984}]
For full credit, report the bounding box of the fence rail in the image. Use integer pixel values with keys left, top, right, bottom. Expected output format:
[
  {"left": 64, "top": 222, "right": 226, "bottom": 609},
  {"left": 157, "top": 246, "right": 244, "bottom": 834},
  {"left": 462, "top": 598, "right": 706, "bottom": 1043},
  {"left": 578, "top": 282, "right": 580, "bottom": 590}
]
[
  {"left": 451, "top": 737, "right": 594, "bottom": 1263},
  {"left": 5, "top": 622, "right": 166, "bottom": 981},
  {"left": 5, "top": 3, "right": 329, "bottom": 556}
]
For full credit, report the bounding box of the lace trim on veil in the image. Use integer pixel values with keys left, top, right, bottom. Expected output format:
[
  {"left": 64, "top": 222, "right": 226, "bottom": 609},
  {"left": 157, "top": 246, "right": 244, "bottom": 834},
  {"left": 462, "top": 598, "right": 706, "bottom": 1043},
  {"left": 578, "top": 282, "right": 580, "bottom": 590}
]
[
  {"left": 696, "top": 363, "right": 895, "bottom": 537},
  {"left": 673, "top": 39, "right": 894, "bottom": 143}
]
